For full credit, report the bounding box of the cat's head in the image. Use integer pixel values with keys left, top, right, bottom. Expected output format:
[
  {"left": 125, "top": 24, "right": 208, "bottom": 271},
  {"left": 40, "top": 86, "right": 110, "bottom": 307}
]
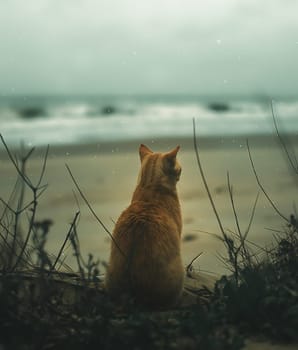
[{"left": 138, "top": 144, "right": 181, "bottom": 186}]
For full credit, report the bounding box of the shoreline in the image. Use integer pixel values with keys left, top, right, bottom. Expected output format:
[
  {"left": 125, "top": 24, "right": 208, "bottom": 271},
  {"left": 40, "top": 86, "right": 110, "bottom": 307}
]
[{"left": 1, "top": 132, "right": 295, "bottom": 159}]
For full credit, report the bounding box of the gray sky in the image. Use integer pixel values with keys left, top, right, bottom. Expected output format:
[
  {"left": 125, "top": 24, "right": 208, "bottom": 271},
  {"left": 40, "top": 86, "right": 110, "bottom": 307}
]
[{"left": 0, "top": 0, "right": 297, "bottom": 96}]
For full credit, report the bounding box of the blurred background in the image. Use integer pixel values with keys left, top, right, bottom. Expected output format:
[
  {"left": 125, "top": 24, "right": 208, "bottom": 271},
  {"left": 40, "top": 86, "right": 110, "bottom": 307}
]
[{"left": 0, "top": 0, "right": 298, "bottom": 147}]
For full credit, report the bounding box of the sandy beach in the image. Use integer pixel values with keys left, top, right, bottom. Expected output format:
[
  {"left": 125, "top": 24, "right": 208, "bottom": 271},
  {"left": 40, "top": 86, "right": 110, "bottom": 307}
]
[{"left": 1, "top": 134, "right": 297, "bottom": 275}]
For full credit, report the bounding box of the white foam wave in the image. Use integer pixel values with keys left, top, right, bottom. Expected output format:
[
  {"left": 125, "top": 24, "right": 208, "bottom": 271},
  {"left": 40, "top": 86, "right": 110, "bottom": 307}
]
[{"left": 0, "top": 97, "right": 297, "bottom": 147}]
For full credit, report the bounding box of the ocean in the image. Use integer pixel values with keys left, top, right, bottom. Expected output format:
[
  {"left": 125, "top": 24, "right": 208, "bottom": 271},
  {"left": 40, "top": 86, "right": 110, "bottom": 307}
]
[{"left": 0, "top": 95, "right": 297, "bottom": 148}]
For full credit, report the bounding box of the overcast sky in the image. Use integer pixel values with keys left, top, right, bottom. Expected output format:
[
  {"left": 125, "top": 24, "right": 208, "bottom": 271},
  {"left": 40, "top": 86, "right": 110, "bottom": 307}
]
[{"left": 0, "top": 0, "right": 297, "bottom": 96}]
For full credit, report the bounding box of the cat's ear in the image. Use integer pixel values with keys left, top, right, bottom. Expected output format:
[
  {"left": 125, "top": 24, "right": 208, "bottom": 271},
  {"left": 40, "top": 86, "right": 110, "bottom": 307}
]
[
  {"left": 163, "top": 146, "right": 181, "bottom": 181},
  {"left": 164, "top": 145, "right": 180, "bottom": 162},
  {"left": 139, "top": 144, "right": 153, "bottom": 161}
]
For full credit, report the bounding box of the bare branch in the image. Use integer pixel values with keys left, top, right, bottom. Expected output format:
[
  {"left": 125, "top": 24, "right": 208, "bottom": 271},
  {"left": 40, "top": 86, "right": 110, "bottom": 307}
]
[
  {"left": 65, "top": 164, "right": 126, "bottom": 258},
  {"left": 49, "top": 211, "right": 80, "bottom": 275},
  {"left": 11, "top": 189, "right": 38, "bottom": 271},
  {"left": 0, "top": 176, "right": 19, "bottom": 222},
  {"left": 227, "top": 172, "right": 243, "bottom": 241},
  {"left": 0, "top": 197, "right": 16, "bottom": 215},
  {"left": 246, "top": 139, "right": 289, "bottom": 223},
  {"left": 243, "top": 191, "right": 260, "bottom": 241},
  {"left": 0, "top": 134, "right": 33, "bottom": 189},
  {"left": 271, "top": 100, "right": 298, "bottom": 174},
  {"left": 36, "top": 145, "right": 50, "bottom": 188},
  {"left": 192, "top": 119, "right": 227, "bottom": 241},
  {"left": 186, "top": 252, "right": 203, "bottom": 277}
]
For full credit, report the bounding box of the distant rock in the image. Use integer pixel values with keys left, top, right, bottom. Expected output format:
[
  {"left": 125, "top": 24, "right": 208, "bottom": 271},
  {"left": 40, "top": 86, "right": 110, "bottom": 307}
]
[
  {"left": 214, "top": 185, "right": 227, "bottom": 195},
  {"left": 18, "top": 107, "right": 45, "bottom": 119},
  {"left": 183, "top": 233, "right": 198, "bottom": 242},
  {"left": 101, "top": 106, "right": 116, "bottom": 115},
  {"left": 208, "top": 102, "right": 230, "bottom": 112}
]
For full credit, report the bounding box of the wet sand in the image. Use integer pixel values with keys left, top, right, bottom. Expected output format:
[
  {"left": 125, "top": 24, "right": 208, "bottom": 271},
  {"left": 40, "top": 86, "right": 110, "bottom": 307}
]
[{"left": 1, "top": 134, "right": 297, "bottom": 275}]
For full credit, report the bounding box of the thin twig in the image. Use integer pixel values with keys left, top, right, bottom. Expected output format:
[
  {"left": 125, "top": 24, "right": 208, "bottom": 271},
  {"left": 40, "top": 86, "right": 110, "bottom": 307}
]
[
  {"left": 243, "top": 191, "right": 260, "bottom": 241},
  {"left": 70, "top": 224, "right": 85, "bottom": 278},
  {"left": 11, "top": 147, "right": 30, "bottom": 267},
  {"left": 227, "top": 172, "right": 243, "bottom": 241},
  {"left": 10, "top": 152, "right": 49, "bottom": 271},
  {"left": 0, "top": 176, "right": 19, "bottom": 223},
  {"left": 186, "top": 252, "right": 203, "bottom": 277},
  {"left": 192, "top": 119, "right": 227, "bottom": 241},
  {"left": 0, "top": 224, "right": 33, "bottom": 269},
  {"left": 36, "top": 145, "right": 50, "bottom": 188},
  {"left": 246, "top": 139, "right": 289, "bottom": 223},
  {"left": 49, "top": 211, "right": 80, "bottom": 275},
  {"left": 0, "top": 198, "right": 16, "bottom": 215},
  {"left": 0, "top": 134, "right": 33, "bottom": 189},
  {"left": 11, "top": 189, "right": 38, "bottom": 271},
  {"left": 65, "top": 164, "right": 126, "bottom": 258},
  {"left": 227, "top": 177, "right": 259, "bottom": 248},
  {"left": 271, "top": 100, "right": 298, "bottom": 174},
  {"left": 226, "top": 173, "right": 248, "bottom": 274}
]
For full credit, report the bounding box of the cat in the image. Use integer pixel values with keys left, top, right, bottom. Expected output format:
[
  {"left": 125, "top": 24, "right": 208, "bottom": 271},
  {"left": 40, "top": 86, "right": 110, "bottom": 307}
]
[{"left": 105, "top": 144, "right": 184, "bottom": 309}]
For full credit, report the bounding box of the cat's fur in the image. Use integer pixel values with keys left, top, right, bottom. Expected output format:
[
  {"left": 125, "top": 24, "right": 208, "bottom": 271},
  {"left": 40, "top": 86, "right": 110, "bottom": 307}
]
[{"left": 105, "top": 144, "right": 184, "bottom": 309}]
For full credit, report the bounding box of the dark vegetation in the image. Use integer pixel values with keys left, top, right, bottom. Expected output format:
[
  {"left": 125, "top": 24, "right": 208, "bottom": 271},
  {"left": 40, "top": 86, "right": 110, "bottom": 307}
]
[{"left": 0, "top": 105, "right": 297, "bottom": 349}]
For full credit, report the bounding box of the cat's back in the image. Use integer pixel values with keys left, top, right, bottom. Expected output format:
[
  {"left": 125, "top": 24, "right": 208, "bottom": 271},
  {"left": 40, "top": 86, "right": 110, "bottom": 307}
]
[
  {"left": 105, "top": 145, "right": 184, "bottom": 308},
  {"left": 114, "top": 196, "right": 181, "bottom": 253}
]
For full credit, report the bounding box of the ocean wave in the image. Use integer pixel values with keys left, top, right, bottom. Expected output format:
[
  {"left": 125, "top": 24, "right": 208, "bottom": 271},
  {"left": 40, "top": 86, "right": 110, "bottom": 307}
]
[{"left": 0, "top": 96, "right": 297, "bottom": 147}]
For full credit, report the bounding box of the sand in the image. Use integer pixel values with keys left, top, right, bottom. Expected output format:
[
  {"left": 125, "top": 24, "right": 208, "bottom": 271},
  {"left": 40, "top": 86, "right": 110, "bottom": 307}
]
[{"left": 0, "top": 134, "right": 297, "bottom": 275}]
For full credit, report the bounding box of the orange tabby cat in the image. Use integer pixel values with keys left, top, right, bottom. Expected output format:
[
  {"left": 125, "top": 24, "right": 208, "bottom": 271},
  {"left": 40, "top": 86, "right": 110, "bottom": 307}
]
[{"left": 105, "top": 144, "right": 184, "bottom": 309}]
